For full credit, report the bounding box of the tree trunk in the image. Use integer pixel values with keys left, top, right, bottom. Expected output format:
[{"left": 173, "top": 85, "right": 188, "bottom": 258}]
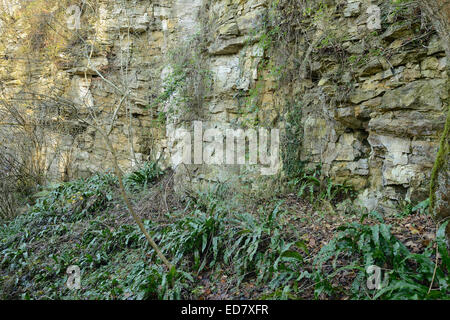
[{"left": 421, "top": 1, "right": 450, "bottom": 239}]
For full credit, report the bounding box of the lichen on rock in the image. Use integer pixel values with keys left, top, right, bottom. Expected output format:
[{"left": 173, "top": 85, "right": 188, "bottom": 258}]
[
  {"left": 0, "top": 0, "right": 448, "bottom": 215},
  {"left": 430, "top": 107, "right": 450, "bottom": 239}
]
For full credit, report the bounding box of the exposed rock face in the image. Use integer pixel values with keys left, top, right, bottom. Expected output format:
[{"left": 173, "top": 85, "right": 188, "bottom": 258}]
[
  {"left": 420, "top": 0, "right": 450, "bottom": 239},
  {"left": 273, "top": 1, "right": 448, "bottom": 214},
  {"left": 0, "top": 0, "right": 448, "bottom": 213}
]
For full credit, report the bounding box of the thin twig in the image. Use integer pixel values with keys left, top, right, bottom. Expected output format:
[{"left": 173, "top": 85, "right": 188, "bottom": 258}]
[{"left": 427, "top": 238, "right": 439, "bottom": 295}]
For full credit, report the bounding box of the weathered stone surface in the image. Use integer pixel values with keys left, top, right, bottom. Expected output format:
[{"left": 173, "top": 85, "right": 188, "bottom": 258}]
[
  {"left": 344, "top": 2, "right": 361, "bottom": 17},
  {"left": 427, "top": 35, "right": 445, "bottom": 56},
  {"left": 0, "top": 0, "right": 448, "bottom": 216},
  {"left": 208, "top": 37, "right": 248, "bottom": 55},
  {"left": 430, "top": 108, "right": 450, "bottom": 239},
  {"left": 380, "top": 79, "right": 447, "bottom": 112},
  {"left": 381, "top": 23, "right": 414, "bottom": 42},
  {"left": 369, "top": 111, "right": 445, "bottom": 137}
]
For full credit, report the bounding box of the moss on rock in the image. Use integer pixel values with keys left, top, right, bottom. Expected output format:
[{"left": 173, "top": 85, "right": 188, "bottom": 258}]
[{"left": 430, "top": 101, "right": 450, "bottom": 238}]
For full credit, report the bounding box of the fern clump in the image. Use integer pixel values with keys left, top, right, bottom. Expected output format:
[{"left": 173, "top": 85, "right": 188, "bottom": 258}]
[
  {"left": 124, "top": 162, "right": 164, "bottom": 192},
  {"left": 313, "top": 212, "right": 450, "bottom": 299}
]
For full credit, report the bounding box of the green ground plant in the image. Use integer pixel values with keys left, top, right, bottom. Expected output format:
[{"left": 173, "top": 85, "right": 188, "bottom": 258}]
[
  {"left": 0, "top": 171, "right": 448, "bottom": 300},
  {"left": 313, "top": 214, "right": 449, "bottom": 299},
  {"left": 124, "top": 162, "right": 164, "bottom": 192}
]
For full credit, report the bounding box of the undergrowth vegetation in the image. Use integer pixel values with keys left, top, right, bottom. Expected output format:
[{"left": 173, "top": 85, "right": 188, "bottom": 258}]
[
  {"left": 314, "top": 215, "right": 449, "bottom": 299},
  {"left": 288, "top": 164, "right": 356, "bottom": 207},
  {"left": 124, "top": 162, "right": 164, "bottom": 192},
  {"left": 1, "top": 166, "right": 448, "bottom": 300}
]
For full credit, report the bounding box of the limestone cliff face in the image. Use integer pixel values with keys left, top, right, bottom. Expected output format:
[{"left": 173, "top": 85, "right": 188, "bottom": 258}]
[{"left": 0, "top": 0, "right": 448, "bottom": 213}]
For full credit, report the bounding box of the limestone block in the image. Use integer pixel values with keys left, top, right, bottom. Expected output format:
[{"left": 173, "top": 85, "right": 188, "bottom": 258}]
[
  {"left": 427, "top": 35, "right": 445, "bottom": 55},
  {"left": 334, "top": 133, "right": 360, "bottom": 161},
  {"left": 217, "top": 21, "right": 240, "bottom": 39},
  {"left": 384, "top": 164, "right": 420, "bottom": 186},
  {"left": 344, "top": 1, "right": 361, "bottom": 18},
  {"left": 381, "top": 79, "right": 447, "bottom": 112},
  {"left": 349, "top": 88, "right": 384, "bottom": 104},
  {"left": 236, "top": 8, "right": 264, "bottom": 35},
  {"left": 211, "top": 56, "right": 242, "bottom": 92},
  {"left": 208, "top": 37, "right": 248, "bottom": 55},
  {"left": 174, "top": 0, "right": 203, "bottom": 38},
  {"left": 381, "top": 23, "right": 413, "bottom": 42},
  {"left": 421, "top": 57, "right": 440, "bottom": 71},
  {"left": 369, "top": 111, "right": 445, "bottom": 137},
  {"left": 409, "top": 141, "right": 439, "bottom": 167}
]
